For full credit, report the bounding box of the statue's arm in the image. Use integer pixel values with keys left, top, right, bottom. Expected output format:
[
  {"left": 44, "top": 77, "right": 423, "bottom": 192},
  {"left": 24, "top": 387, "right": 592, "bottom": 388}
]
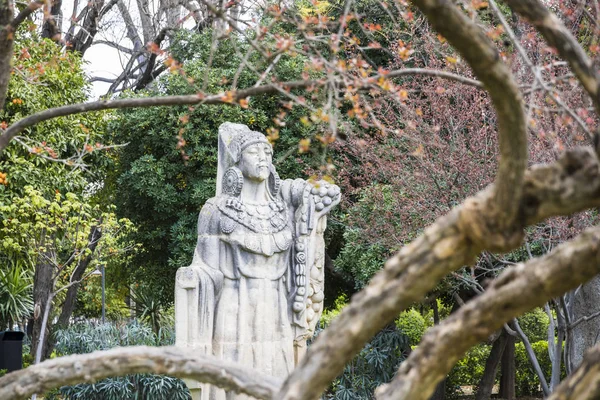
[
  {"left": 175, "top": 201, "right": 223, "bottom": 350},
  {"left": 280, "top": 179, "right": 340, "bottom": 344}
]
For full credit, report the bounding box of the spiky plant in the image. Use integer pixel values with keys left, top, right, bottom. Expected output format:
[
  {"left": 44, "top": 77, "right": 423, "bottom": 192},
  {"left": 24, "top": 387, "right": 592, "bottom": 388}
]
[{"left": 0, "top": 256, "right": 33, "bottom": 330}]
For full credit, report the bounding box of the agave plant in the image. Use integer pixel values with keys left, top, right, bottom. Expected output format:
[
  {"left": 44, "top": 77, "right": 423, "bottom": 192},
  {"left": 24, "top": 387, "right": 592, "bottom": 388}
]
[
  {"left": 0, "top": 257, "right": 33, "bottom": 330},
  {"left": 129, "top": 286, "right": 165, "bottom": 336}
]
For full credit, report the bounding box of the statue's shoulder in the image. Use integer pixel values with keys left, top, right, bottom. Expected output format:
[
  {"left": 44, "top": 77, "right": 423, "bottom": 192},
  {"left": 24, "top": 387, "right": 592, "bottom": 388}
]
[
  {"left": 196, "top": 197, "right": 224, "bottom": 233},
  {"left": 280, "top": 178, "right": 308, "bottom": 207},
  {"left": 199, "top": 197, "right": 220, "bottom": 216}
]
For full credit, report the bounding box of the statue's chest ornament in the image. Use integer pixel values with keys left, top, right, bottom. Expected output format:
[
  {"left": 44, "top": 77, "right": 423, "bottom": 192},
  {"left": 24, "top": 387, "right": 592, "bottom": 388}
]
[{"left": 218, "top": 198, "right": 292, "bottom": 255}]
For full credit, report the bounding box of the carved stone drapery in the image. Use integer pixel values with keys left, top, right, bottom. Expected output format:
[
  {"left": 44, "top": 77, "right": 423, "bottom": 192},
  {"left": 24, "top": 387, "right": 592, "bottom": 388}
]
[{"left": 175, "top": 123, "right": 340, "bottom": 399}]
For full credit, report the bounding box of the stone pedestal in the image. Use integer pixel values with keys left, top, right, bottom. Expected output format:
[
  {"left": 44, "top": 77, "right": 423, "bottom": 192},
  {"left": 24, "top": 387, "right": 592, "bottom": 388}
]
[{"left": 184, "top": 379, "right": 203, "bottom": 400}]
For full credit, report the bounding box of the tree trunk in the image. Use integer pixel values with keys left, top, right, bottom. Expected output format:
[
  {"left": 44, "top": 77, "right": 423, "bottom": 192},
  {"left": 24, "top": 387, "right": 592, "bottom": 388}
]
[
  {"left": 569, "top": 276, "right": 600, "bottom": 369},
  {"left": 41, "top": 0, "right": 62, "bottom": 42},
  {"left": 31, "top": 256, "right": 54, "bottom": 361},
  {"left": 499, "top": 333, "right": 516, "bottom": 400},
  {"left": 429, "top": 299, "right": 446, "bottom": 400},
  {"left": 0, "top": 0, "right": 14, "bottom": 113},
  {"left": 42, "top": 226, "right": 102, "bottom": 356},
  {"left": 475, "top": 330, "right": 508, "bottom": 400},
  {"left": 66, "top": 0, "right": 105, "bottom": 55},
  {"left": 56, "top": 225, "right": 102, "bottom": 328}
]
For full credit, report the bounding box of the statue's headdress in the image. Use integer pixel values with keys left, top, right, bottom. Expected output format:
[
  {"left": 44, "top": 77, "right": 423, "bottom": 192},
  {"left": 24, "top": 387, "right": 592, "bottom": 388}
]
[{"left": 216, "top": 123, "right": 279, "bottom": 197}]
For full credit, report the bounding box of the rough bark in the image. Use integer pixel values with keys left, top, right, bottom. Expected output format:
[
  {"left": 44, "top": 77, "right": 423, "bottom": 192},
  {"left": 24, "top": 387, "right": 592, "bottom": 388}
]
[
  {"left": 0, "top": 346, "right": 279, "bottom": 400},
  {"left": 277, "top": 145, "right": 600, "bottom": 400},
  {"left": 570, "top": 276, "right": 600, "bottom": 368},
  {"left": 499, "top": 333, "right": 516, "bottom": 400},
  {"left": 374, "top": 225, "right": 600, "bottom": 400},
  {"left": 55, "top": 225, "right": 102, "bottom": 329},
  {"left": 0, "top": 0, "right": 14, "bottom": 112},
  {"left": 475, "top": 331, "right": 507, "bottom": 400},
  {"left": 31, "top": 247, "right": 54, "bottom": 362},
  {"left": 547, "top": 343, "right": 600, "bottom": 400},
  {"left": 276, "top": 0, "right": 527, "bottom": 394}
]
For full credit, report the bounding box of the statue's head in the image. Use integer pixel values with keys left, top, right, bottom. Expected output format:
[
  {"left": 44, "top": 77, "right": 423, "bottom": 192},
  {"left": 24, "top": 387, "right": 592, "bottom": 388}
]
[
  {"left": 238, "top": 141, "right": 273, "bottom": 182},
  {"left": 227, "top": 129, "right": 273, "bottom": 182},
  {"left": 217, "top": 123, "right": 280, "bottom": 197}
]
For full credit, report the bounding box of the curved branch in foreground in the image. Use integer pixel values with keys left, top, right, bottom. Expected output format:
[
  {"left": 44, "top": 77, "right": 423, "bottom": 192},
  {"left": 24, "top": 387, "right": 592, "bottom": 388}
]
[
  {"left": 276, "top": 146, "right": 600, "bottom": 400},
  {"left": 375, "top": 224, "right": 600, "bottom": 400},
  {"left": 504, "top": 0, "right": 600, "bottom": 114},
  {"left": 412, "top": 0, "right": 527, "bottom": 229},
  {"left": 0, "top": 68, "right": 482, "bottom": 153},
  {"left": 547, "top": 343, "right": 600, "bottom": 400},
  {"left": 0, "top": 346, "right": 279, "bottom": 400}
]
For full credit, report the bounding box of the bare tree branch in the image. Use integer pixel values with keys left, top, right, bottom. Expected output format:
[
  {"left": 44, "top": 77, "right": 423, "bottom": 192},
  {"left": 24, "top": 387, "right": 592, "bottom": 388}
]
[
  {"left": 412, "top": 0, "right": 527, "bottom": 231},
  {"left": 504, "top": 0, "right": 600, "bottom": 115},
  {"left": 276, "top": 145, "right": 600, "bottom": 400},
  {"left": 0, "top": 346, "right": 280, "bottom": 400},
  {"left": 11, "top": 0, "right": 44, "bottom": 29},
  {"left": 375, "top": 224, "right": 600, "bottom": 400},
  {"left": 134, "top": 27, "right": 172, "bottom": 90},
  {"left": 92, "top": 39, "right": 134, "bottom": 54},
  {"left": 89, "top": 76, "right": 118, "bottom": 83},
  {"left": 0, "top": 68, "right": 483, "bottom": 153}
]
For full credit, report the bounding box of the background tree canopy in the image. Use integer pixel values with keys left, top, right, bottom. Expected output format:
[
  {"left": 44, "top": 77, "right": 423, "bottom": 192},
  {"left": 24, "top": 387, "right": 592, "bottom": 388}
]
[{"left": 106, "top": 30, "right": 325, "bottom": 303}]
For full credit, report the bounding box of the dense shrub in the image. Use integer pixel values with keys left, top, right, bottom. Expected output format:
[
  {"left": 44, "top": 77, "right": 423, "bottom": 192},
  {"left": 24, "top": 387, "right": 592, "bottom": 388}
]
[
  {"left": 396, "top": 309, "right": 427, "bottom": 345},
  {"left": 320, "top": 295, "right": 410, "bottom": 399},
  {"left": 514, "top": 339, "right": 565, "bottom": 396},
  {"left": 442, "top": 339, "right": 559, "bottom": 398},
  {"left": 518, "top": 308, "right": 550, "bottom": 343},
  {"left": 51, "top": 321, "right": 189, "bottom": 400},
  {"left": 445, "top": 343, "right": 491, "bottom": 398}
]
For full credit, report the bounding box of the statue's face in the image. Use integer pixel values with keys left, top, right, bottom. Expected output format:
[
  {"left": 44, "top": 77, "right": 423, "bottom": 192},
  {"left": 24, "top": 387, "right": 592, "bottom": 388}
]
[{"left": 239, "top": 142, "right": 273, "bottom": 182}]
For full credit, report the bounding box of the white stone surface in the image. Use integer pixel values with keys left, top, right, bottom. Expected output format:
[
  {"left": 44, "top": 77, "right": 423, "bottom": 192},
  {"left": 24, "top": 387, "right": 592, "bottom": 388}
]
[{"left": 175, "top": 123, "right": 340, "bottom": 399}]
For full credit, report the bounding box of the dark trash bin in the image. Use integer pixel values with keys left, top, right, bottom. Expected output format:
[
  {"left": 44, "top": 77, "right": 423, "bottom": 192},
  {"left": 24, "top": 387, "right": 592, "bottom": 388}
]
[{"left": 0, "top": 331, "right": 25, "bottom": 372}]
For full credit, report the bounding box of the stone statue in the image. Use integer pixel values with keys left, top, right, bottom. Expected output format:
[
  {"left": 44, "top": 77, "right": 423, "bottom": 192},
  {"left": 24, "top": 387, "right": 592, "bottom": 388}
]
[{"left": 175, "top": 122, "right": 340, "bottom": 399}]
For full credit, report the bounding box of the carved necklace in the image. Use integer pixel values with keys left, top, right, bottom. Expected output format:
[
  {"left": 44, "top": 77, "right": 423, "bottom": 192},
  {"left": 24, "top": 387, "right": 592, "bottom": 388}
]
[{"left": 220, "top": 197, "right": 288, "bottom": 234}]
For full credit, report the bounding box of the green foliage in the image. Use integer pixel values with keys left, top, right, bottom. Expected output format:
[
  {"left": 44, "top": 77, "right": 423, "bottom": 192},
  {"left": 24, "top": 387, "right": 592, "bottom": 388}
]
[
  {"left": 54, "top": 320, "right": 173, "bottom": 354},
  {"left": 0, "top": 186, "right": 137, "bottom": 267},
  {"left": 0, "top": 30, "right": 108, "bottom": 203},
  {"left": 0, "top": 256, "right": 33, "bottom": 329},
  {"left": 442, "top": 339, "right": 559, "bottom": 398},
  {"left": 0, "top": 185, "right": 138, "bottom": 340},
  {"left": 75, "top": 277, "right": 130, "bottom": 321},
  {"left": 396, "top": 309, "right": 426, "bottom": 346},
  {"left": 518, "top": 307, "right": 550, "bottom": 343},
  {"left": 334, "top": 226, "right": 388, "bottom": 289},
  {"left": 329, "top": 325, "right": 409, "bottom": 400},
  {"left": 321, "top": 295, "right": 410, "bottom": 399},
  {"left": 107, "top": 30, "right": 314, "bottom": 304},
  {"left": 515, "top": 340, "right": 562, "bottom": 396},
  {"left": 320, "top": 293, "right": 347, "bottom": 325},
  {"left": 51, "top": 321, "right": 187, "bottom": 400},
  {"left": 445, "top": 343, "right": 491, "bottom": 398},
  {"left": 335, "top": 184, "right": 420, "bottom": 289}
]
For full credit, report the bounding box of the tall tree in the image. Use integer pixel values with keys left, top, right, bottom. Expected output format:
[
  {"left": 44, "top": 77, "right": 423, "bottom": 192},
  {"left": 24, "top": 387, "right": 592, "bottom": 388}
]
[{"left": 3, "top": 0, "right": 600, "bottom": 399}]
